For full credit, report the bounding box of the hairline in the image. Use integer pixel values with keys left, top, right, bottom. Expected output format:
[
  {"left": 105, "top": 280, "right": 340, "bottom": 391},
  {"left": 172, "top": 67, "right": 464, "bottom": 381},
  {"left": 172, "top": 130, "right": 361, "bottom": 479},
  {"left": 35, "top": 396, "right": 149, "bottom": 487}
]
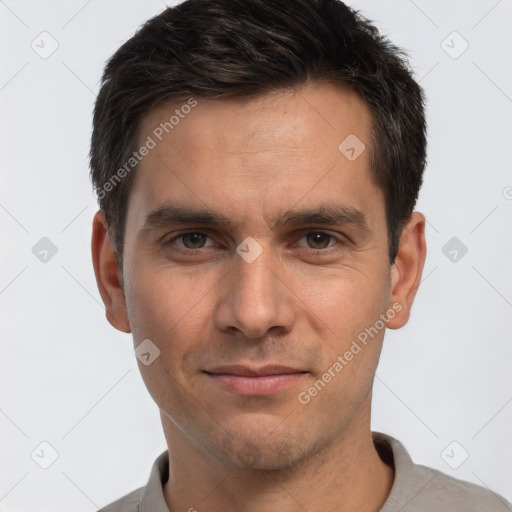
[{"left": 110, "top": 80, "right": 394, "bottom": 270}]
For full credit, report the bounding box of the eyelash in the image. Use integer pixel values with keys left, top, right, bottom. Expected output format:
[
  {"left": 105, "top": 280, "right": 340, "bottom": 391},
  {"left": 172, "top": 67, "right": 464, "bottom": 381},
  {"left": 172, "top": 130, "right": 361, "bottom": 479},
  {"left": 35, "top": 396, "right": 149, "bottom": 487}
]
[{"left": 163, "top": 230, "right": 345, "bottom": 256}]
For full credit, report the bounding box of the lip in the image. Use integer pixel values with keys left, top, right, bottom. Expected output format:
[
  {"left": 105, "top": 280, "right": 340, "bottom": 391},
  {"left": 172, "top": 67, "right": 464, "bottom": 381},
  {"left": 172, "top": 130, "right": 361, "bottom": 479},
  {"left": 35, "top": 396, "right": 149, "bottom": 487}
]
[
  {"left": 206, "top": 364, "right": 305, "bottom": 377},
  {"left": 204, "top": 365, "right": 308, "bottom": 396}
]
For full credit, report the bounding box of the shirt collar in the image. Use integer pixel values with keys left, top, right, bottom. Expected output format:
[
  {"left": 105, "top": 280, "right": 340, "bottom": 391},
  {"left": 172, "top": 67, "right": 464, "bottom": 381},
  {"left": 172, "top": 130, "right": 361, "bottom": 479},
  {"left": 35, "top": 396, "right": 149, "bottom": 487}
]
[{"left": 139, "top": 450, "right": 170, "bottom": 512}]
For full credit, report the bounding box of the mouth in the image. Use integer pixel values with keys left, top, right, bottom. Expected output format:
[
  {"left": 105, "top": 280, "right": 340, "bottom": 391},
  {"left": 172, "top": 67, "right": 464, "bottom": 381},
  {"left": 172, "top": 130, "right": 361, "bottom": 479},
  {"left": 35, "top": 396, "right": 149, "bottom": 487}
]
[{"left": 203, "top": 365, "right": 309, "bottom": 396}]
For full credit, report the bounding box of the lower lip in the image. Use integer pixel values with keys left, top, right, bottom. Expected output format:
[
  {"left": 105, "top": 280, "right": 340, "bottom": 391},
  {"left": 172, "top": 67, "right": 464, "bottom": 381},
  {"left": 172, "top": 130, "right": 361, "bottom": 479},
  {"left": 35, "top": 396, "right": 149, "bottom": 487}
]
[{"left": 206, "top": 372, "right": 307, "bottom": 396}]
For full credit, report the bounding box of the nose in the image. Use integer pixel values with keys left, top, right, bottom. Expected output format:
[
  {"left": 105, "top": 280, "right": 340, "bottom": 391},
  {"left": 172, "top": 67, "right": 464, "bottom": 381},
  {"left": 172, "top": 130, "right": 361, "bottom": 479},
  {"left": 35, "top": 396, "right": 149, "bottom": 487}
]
[{"left": 213, "top": 244, "right": 296, "bottom": 340}]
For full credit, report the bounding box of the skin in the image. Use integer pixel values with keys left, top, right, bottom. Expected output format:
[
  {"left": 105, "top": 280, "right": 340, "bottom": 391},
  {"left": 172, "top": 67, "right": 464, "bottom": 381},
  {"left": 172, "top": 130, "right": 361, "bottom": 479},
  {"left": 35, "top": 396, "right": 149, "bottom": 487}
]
[{"left": 92, "top": 81, "right": 426, "bottom": 512}]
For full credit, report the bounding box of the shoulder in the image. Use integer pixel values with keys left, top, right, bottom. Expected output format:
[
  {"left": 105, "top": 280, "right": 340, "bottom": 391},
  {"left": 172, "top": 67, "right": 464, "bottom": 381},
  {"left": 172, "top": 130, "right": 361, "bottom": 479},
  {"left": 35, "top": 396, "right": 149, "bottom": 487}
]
[
  {"left": 96, "top": 450, "right": 169, "bottom": 512},
  {"left": 97, "top": 487, "right": 143, "bottom": 512},
  {"left": 373, "top": 432, "right": 512, "bottom": 512},
  {"left": 410, "top": 462, "right": 512, "bottom": 511}
]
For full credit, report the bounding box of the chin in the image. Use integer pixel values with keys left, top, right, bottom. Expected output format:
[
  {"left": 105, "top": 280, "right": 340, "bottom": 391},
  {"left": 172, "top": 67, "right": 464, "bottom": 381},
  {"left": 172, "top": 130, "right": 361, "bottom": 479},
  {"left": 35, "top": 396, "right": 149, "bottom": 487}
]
[{"left": 205, "top": 428, "right": 316, "bottom": 470}]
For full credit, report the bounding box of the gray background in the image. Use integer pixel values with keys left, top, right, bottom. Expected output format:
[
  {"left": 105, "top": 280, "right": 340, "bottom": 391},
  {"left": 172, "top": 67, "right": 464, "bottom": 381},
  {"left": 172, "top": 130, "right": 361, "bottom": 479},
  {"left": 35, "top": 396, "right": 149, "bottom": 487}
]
[{"left": 1, "top": 0, "right": 511, "bottom": 510}]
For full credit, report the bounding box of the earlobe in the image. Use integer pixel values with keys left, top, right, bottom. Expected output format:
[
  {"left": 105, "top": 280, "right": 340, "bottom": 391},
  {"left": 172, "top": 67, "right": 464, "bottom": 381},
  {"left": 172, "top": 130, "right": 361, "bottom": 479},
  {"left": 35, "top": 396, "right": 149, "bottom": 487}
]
[
  {"left": 91, "top": 210, "right": 132, "bottom": 333},
  {"left": 386, "top": 212, "right": 426, "bottom": 330}
]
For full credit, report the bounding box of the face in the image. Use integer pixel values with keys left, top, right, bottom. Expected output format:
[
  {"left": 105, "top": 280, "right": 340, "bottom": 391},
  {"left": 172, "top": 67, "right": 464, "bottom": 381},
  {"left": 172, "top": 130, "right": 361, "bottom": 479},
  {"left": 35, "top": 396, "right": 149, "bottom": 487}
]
[{"left": 93, "top": 82, "right": 424, "bottom": 470}]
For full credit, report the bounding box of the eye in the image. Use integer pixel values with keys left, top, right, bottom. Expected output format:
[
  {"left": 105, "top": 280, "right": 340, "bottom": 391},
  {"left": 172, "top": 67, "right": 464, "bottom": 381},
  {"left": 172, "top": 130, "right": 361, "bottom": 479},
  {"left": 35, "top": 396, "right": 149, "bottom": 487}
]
[
  {"left": 295, "top": 231, "right": 341, "bottom": 250},
  {"left": 165, "top": 231, "right": 213, "bottom": 250},
  {"left": 163, "top": 230, "right": 344, "bottom": 255}
]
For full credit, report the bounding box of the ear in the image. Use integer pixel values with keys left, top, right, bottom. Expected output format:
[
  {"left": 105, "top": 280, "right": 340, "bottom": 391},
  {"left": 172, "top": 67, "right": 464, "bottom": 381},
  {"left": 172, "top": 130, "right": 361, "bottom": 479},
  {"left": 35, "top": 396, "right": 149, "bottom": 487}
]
[
  {"left": 91, "top": 210, "right": 131, "bottom": 333},
  {"left": 386, "top": 212, "right": 426, "bottom": 329}
]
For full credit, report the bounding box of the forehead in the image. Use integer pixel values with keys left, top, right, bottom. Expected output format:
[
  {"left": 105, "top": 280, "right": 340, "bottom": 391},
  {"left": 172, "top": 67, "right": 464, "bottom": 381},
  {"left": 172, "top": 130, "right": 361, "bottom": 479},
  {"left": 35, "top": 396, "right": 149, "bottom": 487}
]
[
  {"left": 137, "top": 82, "right": 371, "bottom": 158},
  {"left": 126, "top": 82, "right": 381, "bottom": 233}
]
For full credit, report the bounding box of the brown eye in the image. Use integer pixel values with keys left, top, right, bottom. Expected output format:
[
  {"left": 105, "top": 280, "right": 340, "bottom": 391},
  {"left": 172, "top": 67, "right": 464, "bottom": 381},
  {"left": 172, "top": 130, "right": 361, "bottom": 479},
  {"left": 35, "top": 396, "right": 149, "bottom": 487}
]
[
  {"left": 179, "top": 232, "right": 208, "bottom": 249},
  {"left": 305, "top": 232, "right": 333, "bottom": 249},
  {"left": 166, "top": 232, "right": 211, "bottom": 250}
]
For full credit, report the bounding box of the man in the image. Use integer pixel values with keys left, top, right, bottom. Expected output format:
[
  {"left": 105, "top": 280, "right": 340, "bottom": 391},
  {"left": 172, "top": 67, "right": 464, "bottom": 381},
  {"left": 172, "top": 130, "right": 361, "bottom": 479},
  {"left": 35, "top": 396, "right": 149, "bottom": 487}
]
[{"left": 89, "top": 0, "right": 511, "bottom": 510}]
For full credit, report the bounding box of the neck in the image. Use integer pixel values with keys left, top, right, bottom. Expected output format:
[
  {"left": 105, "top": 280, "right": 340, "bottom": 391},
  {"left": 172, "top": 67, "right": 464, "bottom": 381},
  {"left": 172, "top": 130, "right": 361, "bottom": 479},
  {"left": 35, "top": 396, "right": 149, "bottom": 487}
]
[{"left": 162, "top": 402, "right": 394, "bottom": 512}]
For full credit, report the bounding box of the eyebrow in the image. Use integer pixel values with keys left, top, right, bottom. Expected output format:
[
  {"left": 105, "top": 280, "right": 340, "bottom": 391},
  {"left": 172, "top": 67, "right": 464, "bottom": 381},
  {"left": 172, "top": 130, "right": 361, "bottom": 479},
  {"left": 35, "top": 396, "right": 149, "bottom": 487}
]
[{"left": 141, "top": 201, "right": 371, "bottom": 234}]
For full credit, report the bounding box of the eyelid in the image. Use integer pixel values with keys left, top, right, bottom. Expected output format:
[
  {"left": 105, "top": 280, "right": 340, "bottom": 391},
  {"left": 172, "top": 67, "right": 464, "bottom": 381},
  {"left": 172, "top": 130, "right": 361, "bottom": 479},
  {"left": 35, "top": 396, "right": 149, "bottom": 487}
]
[
  {"left": 164, "top": 229, "right": 346, "bottom": 251},
  {"left": 165, "top": 230, "right": 217, "bottom": 248},
  {"left": 291, "top": 229, "right": 346, "bottom": 250}
]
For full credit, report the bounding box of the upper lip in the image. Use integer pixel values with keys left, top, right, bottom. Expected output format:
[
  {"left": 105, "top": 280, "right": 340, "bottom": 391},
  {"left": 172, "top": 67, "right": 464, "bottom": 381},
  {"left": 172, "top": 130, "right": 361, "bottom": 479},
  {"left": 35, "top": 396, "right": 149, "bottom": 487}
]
[{"left": 205, "top": 365, "right": 307, "bottom": 377}]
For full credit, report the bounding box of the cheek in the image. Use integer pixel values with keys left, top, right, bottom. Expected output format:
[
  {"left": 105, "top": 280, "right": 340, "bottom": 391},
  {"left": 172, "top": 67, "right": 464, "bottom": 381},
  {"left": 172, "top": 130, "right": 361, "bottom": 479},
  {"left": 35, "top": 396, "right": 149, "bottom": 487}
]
[
  {"left": 296, "top": 276, "right": 389, "bottom": 413},
  {"left": 300, "top": 266, "right": 390, "bottom": 345},
  {"left": 123, "top": 269, "right": 209, "bottom": 407},
  {"left": 124, "top": 265, "right": 218, "bottom": 376}
]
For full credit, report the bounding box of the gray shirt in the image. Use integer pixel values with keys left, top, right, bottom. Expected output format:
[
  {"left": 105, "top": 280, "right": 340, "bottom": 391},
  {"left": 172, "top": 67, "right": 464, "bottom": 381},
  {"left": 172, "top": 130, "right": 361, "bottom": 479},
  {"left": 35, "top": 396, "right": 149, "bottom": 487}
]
[{"left": 99, "top": 432, "right": 512, "bottom": 511}]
